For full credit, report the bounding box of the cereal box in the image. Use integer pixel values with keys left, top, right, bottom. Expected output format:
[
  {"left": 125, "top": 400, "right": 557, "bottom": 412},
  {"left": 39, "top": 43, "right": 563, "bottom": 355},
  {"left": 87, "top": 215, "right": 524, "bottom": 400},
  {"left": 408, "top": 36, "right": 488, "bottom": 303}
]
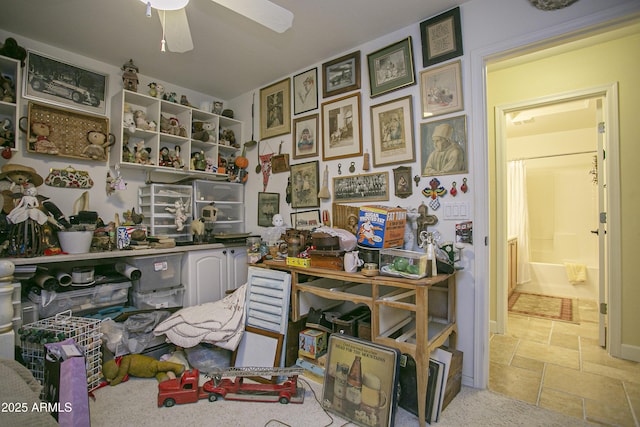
[{"left": 356, "top": 206, "right": 407, "bottom": 248}]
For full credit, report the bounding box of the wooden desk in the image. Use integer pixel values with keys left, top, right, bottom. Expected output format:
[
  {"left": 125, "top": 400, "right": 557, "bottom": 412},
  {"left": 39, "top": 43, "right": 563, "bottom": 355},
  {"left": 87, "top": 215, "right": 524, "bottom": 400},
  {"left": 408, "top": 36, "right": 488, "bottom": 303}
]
[{"left": 260, "top": 260, "right": 457, "bottom": 427}]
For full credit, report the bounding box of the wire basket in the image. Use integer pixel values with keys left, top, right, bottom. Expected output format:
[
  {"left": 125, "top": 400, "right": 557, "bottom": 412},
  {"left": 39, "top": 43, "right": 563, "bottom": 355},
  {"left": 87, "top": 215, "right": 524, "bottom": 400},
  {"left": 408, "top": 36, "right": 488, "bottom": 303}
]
[{"left": 19, "top": 310, "right": 103, "bottom": 394}]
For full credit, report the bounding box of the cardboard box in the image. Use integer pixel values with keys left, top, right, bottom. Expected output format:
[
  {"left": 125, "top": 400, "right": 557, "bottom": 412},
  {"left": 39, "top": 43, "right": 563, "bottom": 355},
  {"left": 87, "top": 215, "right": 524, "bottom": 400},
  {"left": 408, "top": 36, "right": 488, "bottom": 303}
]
[
  {"left": 299, "top": 328, "right": 327, "bottom": 359},
  {"left": 357, "top": 205, "right": 407, "bottom": 249}
]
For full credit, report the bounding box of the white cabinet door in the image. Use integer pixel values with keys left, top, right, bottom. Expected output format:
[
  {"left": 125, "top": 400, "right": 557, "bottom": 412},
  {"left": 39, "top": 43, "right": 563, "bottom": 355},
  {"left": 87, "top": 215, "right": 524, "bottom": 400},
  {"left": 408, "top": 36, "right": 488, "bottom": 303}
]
[
  {"left": 225, "top": 247, "right": 248, "bottom": 291},
  {"left": 182, "top": 249, "right": 227, "bottom": 306}
]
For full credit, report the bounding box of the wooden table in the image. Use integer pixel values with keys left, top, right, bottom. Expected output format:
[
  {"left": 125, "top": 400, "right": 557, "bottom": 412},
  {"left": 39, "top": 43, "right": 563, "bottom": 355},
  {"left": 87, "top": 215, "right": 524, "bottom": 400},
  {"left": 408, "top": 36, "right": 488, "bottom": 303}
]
[{"left": 259, "top": 260, "right": 457, "bottom": 427}]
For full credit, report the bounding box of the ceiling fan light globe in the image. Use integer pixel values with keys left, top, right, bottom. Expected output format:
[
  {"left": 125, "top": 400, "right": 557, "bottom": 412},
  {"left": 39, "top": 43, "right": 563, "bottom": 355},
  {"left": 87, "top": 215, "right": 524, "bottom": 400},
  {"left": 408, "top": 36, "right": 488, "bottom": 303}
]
[{"left": 139, "top": 0, "right": 190, "bottom": 11}]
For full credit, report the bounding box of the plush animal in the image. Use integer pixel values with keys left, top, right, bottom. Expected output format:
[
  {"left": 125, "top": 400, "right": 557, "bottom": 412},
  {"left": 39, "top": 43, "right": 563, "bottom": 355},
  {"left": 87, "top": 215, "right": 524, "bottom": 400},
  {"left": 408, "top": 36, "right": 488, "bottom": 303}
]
[
  {"left": 148, "top": 82, "right": 158, "bottom": 98},
  {"left": 102, "top": 354, "right": 185, "bottom": 386},
  {"left": 155, "top": 83, "right": 165, "bottom": 100},
  {"left": 30, "top": 122, "right": 58, "bottom": 155},
  {"left": 193, "top": 122, "right": 216, "bottom": 142},
  {"left": 82, "top": 130, "right": 113, "bottom": 160},
  {"left": 134, "top": 141, "right": 153, "bottom": 165},
  {"left": 123, "top": 111, "right": 135, "bottom": 133},
  {"left": 0, "top": 163, "right": 44, "bottom": 214},
  {"left": 134, "top": 110, "right": 151, "bottom": 130},
  {"left": 220, "top": 129, "right": 236, "bottom": 147},
  {"left": 204, "top": 157, "right": 216, "bottom": 173}
]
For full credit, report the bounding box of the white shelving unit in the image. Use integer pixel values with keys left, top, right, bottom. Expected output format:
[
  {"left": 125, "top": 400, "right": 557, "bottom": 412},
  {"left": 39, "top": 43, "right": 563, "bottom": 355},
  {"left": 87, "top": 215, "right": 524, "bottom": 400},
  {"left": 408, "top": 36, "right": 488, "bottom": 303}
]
[
  {"left": 0, "top": 55, "right": 21, "bottom": 152},
  {"left": 110, "top": 89, "right": 243, "bottom": 180},
  {"left": 138, "top": 183, "right": 193, "bottom": 241},
  {"left": 192, "top": 179, "right": 245, "bottom": 236}
]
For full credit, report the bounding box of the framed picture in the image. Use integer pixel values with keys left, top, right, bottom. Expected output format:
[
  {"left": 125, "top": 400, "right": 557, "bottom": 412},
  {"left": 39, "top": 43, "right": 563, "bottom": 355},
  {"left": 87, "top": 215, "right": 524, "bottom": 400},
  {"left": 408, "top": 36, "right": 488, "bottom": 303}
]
[
  {"left": 420, "top": 115, "right": 468, "bottom": 177},
  {"left": 393, "top": 166, "right": 413, "bottom": 198},
  {"left": 370, "top": 95, "right": 415, "bottom": 167},
  {"left": 293, "top": 67, "right": 318, "bottom": 115},
  {"left": 257, "top": 192, "right": 280, "bottom": 227},
  {"left": 23, "top": 50, "right": 108, "bottom": 116},
  {"left": 420, "top": 7, "right": 463, "bottom": 67},
  {"left": 333, "top": 171, "right": 389, "bottom": 203},
  {"left": 322, "top": 51, "right": 361, "bottom": 98},
  {"left": 367, "top": 37, "right": 416, "bottom": 98},
  {"left": 321, "top": 334, "right": 401, "bottom": 427},
  {"left": 332, "top": 203, "right": 360, "bottom": 235},
  {"left": 290, "top": 160, "right": 320, "bottom": 209},
  {"left": 292, "top": 114, "right": 319, "bottom": 159},
  {"left": 232, "top": 326, "right": 284, "bottom": 384},
  {"left": 321, "top": 93, "right": 362, "bottom": 161},
  {"left": 260, "top": 78, "right": 291, "bottom": 140},
  {"left": 420, "top": 60, "right": 463, "bottom": 118},
  {"left": 290, "top": 209, "right": 321, "bottom": 231}
]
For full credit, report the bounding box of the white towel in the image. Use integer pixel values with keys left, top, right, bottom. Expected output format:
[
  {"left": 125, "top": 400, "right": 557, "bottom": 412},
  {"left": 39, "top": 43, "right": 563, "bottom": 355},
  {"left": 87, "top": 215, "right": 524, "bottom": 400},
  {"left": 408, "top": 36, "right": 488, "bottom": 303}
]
[{"left": 564, "top": 263, "right": 587, "bottom": 283}]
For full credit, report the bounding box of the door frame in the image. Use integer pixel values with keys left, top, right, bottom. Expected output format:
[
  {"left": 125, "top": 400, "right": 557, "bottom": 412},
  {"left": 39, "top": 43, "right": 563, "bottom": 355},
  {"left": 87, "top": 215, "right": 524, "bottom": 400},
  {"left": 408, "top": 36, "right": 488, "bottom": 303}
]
[{"left": 493, "top": 85, "right": 620, "bottom": 349}]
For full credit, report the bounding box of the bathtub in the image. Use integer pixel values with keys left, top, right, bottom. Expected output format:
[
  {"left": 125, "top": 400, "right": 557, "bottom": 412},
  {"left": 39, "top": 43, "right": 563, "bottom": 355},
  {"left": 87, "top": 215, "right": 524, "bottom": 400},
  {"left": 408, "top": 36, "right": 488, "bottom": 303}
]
[{"left": 516, "top": 261, "right": 598, "bottom": 300}]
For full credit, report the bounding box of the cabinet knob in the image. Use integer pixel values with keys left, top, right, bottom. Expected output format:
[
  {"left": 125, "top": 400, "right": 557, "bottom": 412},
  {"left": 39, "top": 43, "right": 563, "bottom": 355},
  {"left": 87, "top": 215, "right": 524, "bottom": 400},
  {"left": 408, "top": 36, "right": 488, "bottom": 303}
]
[
  {"left": 223, "top": 250, "right": 227, "bottom": 255},
  {"left": 230, "top": 249, "right": 235, "bottom": 254}
]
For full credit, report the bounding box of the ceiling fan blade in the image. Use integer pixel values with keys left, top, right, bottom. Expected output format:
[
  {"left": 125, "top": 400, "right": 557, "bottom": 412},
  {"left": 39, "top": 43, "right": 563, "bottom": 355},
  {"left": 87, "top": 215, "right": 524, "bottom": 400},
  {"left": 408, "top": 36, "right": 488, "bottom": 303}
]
[
  {"left": 160, "top": 9, "right": 194, "bottom": 53},
  {"left": 212, "top": 0, "right": 293, "bottom": 33}
]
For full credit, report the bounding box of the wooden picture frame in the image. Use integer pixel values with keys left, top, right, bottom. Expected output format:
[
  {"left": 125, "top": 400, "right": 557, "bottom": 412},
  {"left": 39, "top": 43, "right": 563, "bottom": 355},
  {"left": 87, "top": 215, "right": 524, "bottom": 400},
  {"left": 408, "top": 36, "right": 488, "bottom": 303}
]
[
  {"left": 290, "top": 209, "right": 321, "bottom": 231},
  {"left": 322, "top": 51, "right": 361, "bottom": 98},
  {"left": 24, "top": 50, "right": 108, "bottom": 116},
  {"left": 332, "top": 203, "right": 360, "bottom": 235},
  {"left": 370, "top": 95, "right": 415, "bottom": 167},
  {"left": 367, "top": 37, "right": 416, "bottom": 98},
  {"left": 293, "top": 67, "right": 318, "bottom": 115},
  {"left": 321, "top": 93, "right": 362, "bottom": 161},
  {"left": 333, "top": 171, "right": 389, "bottom": 203},
  {"left": 420, "top": 60, "right": 463, "bottom": 118},
  {"left": 257, "top": 192, "right": 280, "bottom": 227},
  {"left": 420, "top": 7, "right": 463, "bottom": 67},
  {"left": 232, "top": 326, "right": 284, "bottom": 384},
  {"left": 290, "top": 160, "right": 320, "bottom": 209},
  {"left": 393, "top": 166, "right": 413, "bottom": 199},
  {"left": 420, "top": 115, "right": 468, "bottom": 177},
  {"left": 292, "top": 114, "right": 319, "bottom": 159},
  {"left": 260, "top": 78, "right": 291, "bottom": 140}
]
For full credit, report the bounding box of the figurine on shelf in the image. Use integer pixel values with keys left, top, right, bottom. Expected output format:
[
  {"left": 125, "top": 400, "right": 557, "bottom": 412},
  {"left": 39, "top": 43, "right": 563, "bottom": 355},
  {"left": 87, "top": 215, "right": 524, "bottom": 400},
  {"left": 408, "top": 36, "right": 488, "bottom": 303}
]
[
  {"left": 204, "top": 157, "right": 216, "bottom": 173},
  {"left": 165, "top": 199, "right": 188, "bottom": 232},
  {"left": 121, "top": 59, "right": 139, "bottom": 92},
  {"left": 171, "top": 145, "right": 184, "bottom": 169},
  {"left": 148, "top": 82, "right": 159, "bottom": 98},
  {"left": 159, "top": 146, "right": 171, "bottom": 167}
]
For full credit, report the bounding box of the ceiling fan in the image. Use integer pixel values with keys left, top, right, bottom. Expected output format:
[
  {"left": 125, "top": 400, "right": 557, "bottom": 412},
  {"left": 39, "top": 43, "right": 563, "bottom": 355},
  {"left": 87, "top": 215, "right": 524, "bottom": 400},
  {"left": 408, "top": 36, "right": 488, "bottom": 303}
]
[{"left": 140, "top": 0, "right": 294, "bottom": 53}]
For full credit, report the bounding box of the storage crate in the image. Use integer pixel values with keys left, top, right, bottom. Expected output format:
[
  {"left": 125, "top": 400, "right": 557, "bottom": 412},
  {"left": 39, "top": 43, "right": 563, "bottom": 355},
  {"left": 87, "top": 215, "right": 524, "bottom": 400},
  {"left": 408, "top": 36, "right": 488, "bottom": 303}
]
[
  {"left": 129, "top": 253, "right": 183, "bottom": 292},
  {"left": 28, "top": 281, "right": 131, "bottom": 318},
  {"left": 132, "top": 285, "right": 185, "bottom": 309},
  {"left": 380, "top": 248, "right": 430, "bottom": 279},
  {"left": 19, "top": 311, "right": 102, "bottom": 395}
]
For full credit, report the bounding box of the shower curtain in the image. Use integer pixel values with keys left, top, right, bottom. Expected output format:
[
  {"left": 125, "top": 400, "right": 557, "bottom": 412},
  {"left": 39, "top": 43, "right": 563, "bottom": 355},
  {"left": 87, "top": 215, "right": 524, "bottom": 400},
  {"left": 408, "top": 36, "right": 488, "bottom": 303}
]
[{"left": 507, "top": 160, "right": 531, "bottom": 284}]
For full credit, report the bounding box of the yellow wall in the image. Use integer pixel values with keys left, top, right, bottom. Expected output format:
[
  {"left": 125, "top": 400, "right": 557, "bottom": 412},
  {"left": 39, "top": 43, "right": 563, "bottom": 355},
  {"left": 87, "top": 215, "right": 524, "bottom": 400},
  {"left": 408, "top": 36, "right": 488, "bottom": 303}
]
[{"left": 487, "top": 25, "right": 640, "bottom": 347}]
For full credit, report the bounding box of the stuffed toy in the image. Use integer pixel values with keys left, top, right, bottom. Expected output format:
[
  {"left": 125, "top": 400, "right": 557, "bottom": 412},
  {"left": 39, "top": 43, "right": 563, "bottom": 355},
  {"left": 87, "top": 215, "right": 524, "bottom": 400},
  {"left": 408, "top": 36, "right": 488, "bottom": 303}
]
[
  {"left": 192, "top": 122, "right": 216, "bottom": 142},
  {"left": 30, "top": 122, "right": 58, "bottom": 155},
  {"left": 102, "top": 354, "right": 185, "bottom": 386},
  {"left": 82, "top": 130, "right": 113, "bottom": 161},
  {"left": 123, "top": 111, "right": 135, "bottom": 133},
  {"left": 0, "top": 163, "right": 44, "bottom": 214},
  {"left": 134, "top": 110, "right": 152, "bottom": 130},
  {"left": 148, "top": 82, "right": 158, "bottom": 98}
]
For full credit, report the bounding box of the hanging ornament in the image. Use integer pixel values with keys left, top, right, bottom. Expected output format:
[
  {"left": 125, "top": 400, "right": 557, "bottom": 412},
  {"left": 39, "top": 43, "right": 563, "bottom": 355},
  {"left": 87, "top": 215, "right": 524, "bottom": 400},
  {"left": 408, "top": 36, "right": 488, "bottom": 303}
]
[
  {"left": 414, "top": 175, "right": 421, "bottom": 187},
  {"left": 349, "top": 162, "right": 355, "bottom": 173},
  {"left": 461, "top": 177, "right": 468, "bottom": 193},
  {"left": 422, "top": 177, "right": 447, "bottom": 211},
  {"left": 259, "top": 153, "right": 273, "bottom": 191},
  {"left": 450, "top": 181, "right": 458, "bottom": 197},
  {"left": 363, "top": 151, "right": 370, "bottom": 171},
  {"left": 318, "top": 165, "right": 330, "bottom": 200},
  {"left": 337, "top": 163, "right": 342, "bottom": 175}
]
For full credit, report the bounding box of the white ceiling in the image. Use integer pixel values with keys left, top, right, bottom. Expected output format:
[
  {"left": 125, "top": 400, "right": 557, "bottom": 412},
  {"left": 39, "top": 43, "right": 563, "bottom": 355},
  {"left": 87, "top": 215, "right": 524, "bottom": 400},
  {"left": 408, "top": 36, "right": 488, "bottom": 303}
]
[{"left": 0, "top": 0, "right": 471, "bottom": 100}]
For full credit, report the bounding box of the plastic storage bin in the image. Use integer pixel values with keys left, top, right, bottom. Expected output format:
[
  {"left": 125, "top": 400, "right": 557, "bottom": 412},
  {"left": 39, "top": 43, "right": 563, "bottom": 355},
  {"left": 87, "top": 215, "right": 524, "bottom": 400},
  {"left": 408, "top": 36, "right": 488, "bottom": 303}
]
[
  {"left": 132, "top": 285, "right": 185, "bottom": 309},
  {"left": 128, "top": 253, "right": 183, "bottom": 292},
  {"left": 379, "top": 248, "right": 430, "bottom": 279},
  {"left": 28, "top": 281, "right": 131, "bottom": 318}
]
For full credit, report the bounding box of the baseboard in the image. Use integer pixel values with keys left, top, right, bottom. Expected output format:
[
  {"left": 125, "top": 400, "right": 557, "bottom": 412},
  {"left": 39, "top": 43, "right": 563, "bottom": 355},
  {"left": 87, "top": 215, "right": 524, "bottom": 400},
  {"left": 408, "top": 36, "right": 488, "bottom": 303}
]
[
  {"left": 489, "top": 319, "right": 498, "bottom": 334},
  {"left": 620, "top": 343, "right": 640, "bottom": 363}
]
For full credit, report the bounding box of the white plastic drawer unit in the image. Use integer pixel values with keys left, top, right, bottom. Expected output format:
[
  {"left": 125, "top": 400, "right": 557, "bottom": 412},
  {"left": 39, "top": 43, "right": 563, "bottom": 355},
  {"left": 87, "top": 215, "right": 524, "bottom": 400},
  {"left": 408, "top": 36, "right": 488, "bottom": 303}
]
[
  {"left": 245, "top": 267, "right": 291, "bottom": 335},
  {"left": 138, "top": 183, "right": 193, "bottom": 238},
  {"left": 192, "top": 180, "right": 245, "bottom": 235}
]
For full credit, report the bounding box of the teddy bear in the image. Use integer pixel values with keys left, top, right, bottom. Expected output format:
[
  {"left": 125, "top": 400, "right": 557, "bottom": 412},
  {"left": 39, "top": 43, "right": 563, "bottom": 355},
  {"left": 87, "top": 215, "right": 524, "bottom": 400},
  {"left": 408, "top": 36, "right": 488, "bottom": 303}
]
[
  {"left": 123, "top": 111, "right": 135, "bottom": 133},
  {"left": 134, "top": 110, "right": 152, "bottom": 130},
  {"left": 134, "top": 141, "right": 153, "bottom": 165},
  {"left": 102, "top": 354, "right": 185, "bottom": 386},
  {"left": 192, "top": 122, "right": 216, "bottom": 142},
  {"left": 82, "top": 130, "right": 113, "bottom": 161},
  {"left": 30, "top": 122, "right": 58, "bottom": 155},
  {"left": 204, "top": 157, "right": 216, "bottom": 173}
]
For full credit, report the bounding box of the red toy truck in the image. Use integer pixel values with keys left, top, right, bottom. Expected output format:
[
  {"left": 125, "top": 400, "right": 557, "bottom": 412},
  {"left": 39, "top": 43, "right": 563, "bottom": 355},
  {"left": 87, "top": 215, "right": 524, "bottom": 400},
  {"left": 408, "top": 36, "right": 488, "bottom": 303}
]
[{"left": 158, "top": 367, "right": 305, "bottom": 407}]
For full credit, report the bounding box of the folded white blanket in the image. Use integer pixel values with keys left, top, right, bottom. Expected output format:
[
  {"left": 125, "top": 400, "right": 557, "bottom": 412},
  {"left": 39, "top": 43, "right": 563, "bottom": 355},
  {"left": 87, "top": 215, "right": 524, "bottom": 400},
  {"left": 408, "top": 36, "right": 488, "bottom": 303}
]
[{"left": 154, "top": 284, "right": 246, "bottom": 351}]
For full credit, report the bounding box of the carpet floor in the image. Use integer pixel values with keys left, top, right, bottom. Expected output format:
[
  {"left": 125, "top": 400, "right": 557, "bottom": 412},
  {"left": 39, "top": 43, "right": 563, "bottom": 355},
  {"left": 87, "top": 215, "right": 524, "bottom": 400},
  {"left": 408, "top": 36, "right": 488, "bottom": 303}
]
[{"left": 508, "top": 291, "right": 579, "bottom": 323}]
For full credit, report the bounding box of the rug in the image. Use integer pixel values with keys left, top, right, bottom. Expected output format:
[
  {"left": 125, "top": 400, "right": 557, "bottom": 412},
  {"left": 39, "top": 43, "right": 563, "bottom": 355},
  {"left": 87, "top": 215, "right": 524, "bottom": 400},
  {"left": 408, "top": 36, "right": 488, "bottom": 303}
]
[{"left": 508, "top": 292, "right": 579, "bottom": 323}]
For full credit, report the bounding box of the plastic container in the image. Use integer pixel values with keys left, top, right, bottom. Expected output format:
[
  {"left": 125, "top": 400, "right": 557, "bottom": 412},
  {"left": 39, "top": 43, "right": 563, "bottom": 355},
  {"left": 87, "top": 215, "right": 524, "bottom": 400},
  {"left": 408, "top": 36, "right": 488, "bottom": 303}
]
[
  {"left": 132, "top": 285, "right": 184, "bottom": 310},
  {"left": 379, "top": 248, "right": 430, "bottom": 279},
  {"left": 29, "top": 281, "right": 131, "bottom": 318},
  {"left": 128, "top": 253, "right": 183, "bottom": 292},
  {"left": 57, "top": 231, "right": 93, "bottom": 254}
]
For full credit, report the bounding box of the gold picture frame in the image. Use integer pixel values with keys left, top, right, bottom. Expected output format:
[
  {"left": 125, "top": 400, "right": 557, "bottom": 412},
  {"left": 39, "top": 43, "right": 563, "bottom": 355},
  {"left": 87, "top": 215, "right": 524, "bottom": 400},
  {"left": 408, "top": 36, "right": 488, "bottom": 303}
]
[
  {"left": 370, "top": 95, "right": 415, "bottom": 167},
  {"left": 420, "top": 60, "right": 463, "bottom": 118},
  {"left": 333, "top": 171, "right": 389, "bottom": 203},
  {"left": 260, "top": 78, "right": 291, "bottom": 140},
  {"left": 321, "top": 93, "right": 362, "bottom": 161}
]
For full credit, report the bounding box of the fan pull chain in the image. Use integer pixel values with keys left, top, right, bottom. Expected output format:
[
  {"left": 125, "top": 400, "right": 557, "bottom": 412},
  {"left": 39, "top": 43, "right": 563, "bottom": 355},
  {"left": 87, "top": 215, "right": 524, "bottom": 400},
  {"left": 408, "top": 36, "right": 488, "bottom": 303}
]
[
  {"left": 145, "top": 1, "right": 152, "bottom": 17},
  {"left": 161, "top": 10, "right": 167, "bottom": 52}
]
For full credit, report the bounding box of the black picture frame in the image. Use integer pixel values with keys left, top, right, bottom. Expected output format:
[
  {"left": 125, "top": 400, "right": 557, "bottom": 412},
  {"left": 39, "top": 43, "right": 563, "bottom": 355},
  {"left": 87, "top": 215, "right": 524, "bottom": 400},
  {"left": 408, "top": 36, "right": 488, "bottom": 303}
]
[
  {"left": 367, "top": 37, "right": 416, "bottom": 98},
  {"left": 322, "top": 51, "right": 361, "bottom": 98},
  {"left": 293, "top": 67, "right": 318, "bottom": 115},
  {"left": 257, "top": 192, "right": 280, "bottom": 227},
  {"left": 420, "top": 7, "right": 463, "bottom": 67}
]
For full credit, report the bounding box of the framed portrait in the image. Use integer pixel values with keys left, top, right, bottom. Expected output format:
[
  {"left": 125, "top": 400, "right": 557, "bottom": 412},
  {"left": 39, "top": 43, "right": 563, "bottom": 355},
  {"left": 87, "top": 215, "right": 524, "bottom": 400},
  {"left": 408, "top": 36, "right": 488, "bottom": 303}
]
[
  {"left": 293, "top": 67, "right": 318, "bottom": 115},
  {"left": 332, "top": 203, "right": 360, "bottom": 235},
  {"left": 393, "top": 166, "right": 413, "bottom": 198},
  {"left": 232, "top": 326, "right": 284, "bottom": 384},
  {"left": 370, "top": 95, "right": 415, "bottom": 167},
  {"left": 367, "top": 37, "right": 416, "bottom": 98},
  {"left": 292, "top": 114, "right": 319, "bottom": 159},
  {"left": 420, "top": 7, "right": 463, "bottom": 67},
  {"left": 420, "top": 60, "right": 463, "bottom": 118},
  {"left": 333, "top": 171, "right": 389, "bottom": 203},
  {"left": 24, "top": 50, "right": 108, "bottom": 116},
  {"left": 290, "top": 160, "right": 320, "bottom": 209},
  {"left": 322, "top": 51, "right": 361, "bottom": 98},
  {"left": 321, "top": 93, "right": 362, "bottom": 161},
  {"left": 420, "top": 115, "right": 468, "bottom": 177},
  {"left": 260, "top": 78, "right": 291, "bottom": 140},
  {"left": 257, "top": 192, "right": 280, "bottom": 227},
  {"left": 290, "top": 209, "right": 321, "bottom": 231}
]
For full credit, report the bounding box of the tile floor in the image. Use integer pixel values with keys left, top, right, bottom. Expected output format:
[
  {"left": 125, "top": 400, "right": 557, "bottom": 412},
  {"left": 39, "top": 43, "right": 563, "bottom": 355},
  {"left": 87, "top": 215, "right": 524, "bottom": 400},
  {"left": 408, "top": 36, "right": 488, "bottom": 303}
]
[{"left": 490, "top": 298, "right": 640, "bottom": 426}]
